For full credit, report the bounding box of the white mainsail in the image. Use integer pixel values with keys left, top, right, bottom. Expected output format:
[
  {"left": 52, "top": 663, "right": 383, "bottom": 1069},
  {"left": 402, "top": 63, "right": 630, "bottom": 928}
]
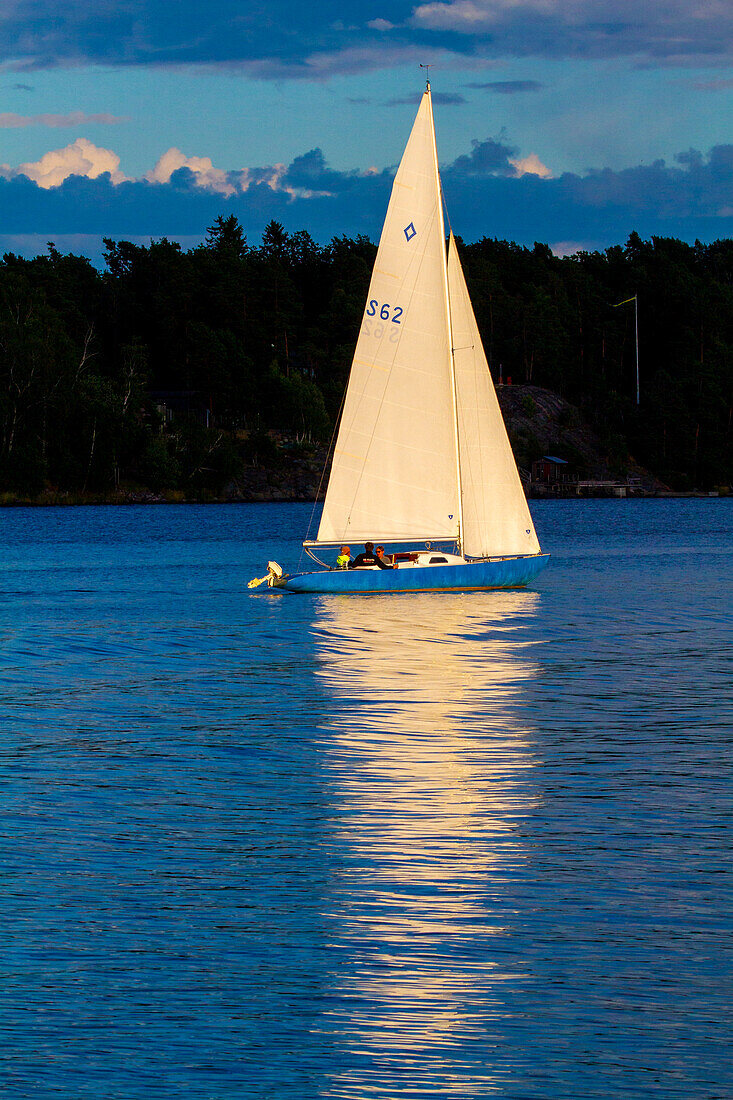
[
  {"left": 316, "top": 88, "right": 459, "bottom": 545},
  {"left": 448, "top": 234, "right": 541, "bottom": 558}
]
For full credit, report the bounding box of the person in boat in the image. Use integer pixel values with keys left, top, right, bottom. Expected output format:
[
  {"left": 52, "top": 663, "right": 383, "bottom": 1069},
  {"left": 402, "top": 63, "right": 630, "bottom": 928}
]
[
  {"left": 349, "top": 541, "right": 393, "bottom": 569},
  {"left": 375, "top": 545, "right": 398, "bottom": 569},
  {"left": 336, "top": 545, "right": 351, "bottom": 569}
]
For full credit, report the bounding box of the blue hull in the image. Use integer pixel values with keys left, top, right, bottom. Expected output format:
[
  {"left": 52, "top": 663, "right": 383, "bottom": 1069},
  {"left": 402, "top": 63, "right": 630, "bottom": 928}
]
[{"left": 275, "top": 554, "right": 549, "bottom": 594}]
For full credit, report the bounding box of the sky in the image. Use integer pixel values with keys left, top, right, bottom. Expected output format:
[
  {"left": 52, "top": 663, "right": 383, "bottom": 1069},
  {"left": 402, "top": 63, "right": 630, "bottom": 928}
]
[{"left": 1, "top": 0, "right": 732, "bottom": 261}]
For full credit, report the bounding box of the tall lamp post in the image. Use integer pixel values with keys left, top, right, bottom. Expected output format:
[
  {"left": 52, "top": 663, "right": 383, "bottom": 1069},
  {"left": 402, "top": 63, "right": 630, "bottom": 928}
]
[{"left": 612, "top": 295, "right": 639, "bottom": 406}]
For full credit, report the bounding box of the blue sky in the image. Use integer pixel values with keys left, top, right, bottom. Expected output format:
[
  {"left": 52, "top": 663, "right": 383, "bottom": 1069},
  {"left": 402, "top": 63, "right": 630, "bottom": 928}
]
[{"left": 1, "top": 0, "right": 732, "bottom": 259}]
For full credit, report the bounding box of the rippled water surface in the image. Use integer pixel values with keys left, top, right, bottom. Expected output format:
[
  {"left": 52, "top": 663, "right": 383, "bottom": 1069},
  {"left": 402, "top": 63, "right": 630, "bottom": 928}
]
[{"left": 1, "top": 500, "right": 731, "bottom": 1099}]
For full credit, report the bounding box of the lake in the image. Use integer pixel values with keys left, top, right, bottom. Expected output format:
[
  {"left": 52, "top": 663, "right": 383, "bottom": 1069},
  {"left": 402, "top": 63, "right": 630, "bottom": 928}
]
[{"left": 1, "top": 499, "right": 731, "bottom": 1099}]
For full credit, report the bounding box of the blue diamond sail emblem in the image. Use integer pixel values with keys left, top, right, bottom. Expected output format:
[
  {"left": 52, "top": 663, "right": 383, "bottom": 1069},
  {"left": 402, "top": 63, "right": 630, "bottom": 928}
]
[{"left": 404, "top": 222, "right": 416, "bottom": 242}]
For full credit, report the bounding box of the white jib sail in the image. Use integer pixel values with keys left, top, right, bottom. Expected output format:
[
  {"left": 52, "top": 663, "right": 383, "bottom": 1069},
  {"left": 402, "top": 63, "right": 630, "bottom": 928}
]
[
  {"left": 447, "top": 234, "right": 542, "bottom": 558},
  {"left": 316, "top": 88, "right": 459, "bottom": 546}
]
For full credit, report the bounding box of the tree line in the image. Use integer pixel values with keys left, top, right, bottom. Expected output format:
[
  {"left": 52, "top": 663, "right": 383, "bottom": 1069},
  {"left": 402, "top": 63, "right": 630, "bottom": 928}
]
[{"left": 0, "top": 215, "right": 731, "bottom": 497}]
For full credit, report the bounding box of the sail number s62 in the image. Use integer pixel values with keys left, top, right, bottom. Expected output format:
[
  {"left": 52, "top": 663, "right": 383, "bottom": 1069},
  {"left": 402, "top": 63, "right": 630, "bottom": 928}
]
[{"left": 365, "top": 301, "right": 402, "bottom": 323}]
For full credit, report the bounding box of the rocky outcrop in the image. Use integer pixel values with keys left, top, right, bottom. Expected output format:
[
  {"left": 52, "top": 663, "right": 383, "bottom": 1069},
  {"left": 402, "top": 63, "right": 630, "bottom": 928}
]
[{"left": 496, "top": 384, "right": 665, "bottom": 492}]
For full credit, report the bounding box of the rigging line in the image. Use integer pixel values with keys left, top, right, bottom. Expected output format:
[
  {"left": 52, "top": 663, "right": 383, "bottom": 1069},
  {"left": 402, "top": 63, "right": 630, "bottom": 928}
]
[
  {"left": 443, "top": 195, "right": 454, "bottom": 239},
  {"left": 299, "top": 378, "right": 349, "bottom": 569},
  {"left": 433, "top": 119, "right": 463, "bottom": 552},
  {"left": 453, "top": 249, "right": 487, "bottom": 546},
  {"left": 464, "top": 259, "right": 491, "bottom": 543}
]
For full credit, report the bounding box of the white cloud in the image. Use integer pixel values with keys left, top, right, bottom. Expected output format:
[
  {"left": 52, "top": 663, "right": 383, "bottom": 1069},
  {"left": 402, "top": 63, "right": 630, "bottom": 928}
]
[
  {"left": 145, "top": 152, "right": 306, "bottom": 197},
  {"left": 13, "top": 138, "right": 127, "bottom": 189},
  {"left": 145, "top": 151, "right": 319, "bottom": 197},
  {"left": 0, "top": 138, "right": 320, "bottom": 198},
  {"left": 509, "top": 152, "right": 552, "bottom": 177},
  {"left": 146, "top": 148, "right": 235, "bottom": 195}
]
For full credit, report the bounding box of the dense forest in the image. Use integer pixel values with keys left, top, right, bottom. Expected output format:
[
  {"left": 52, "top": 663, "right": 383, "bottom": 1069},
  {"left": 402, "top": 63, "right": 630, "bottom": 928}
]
[{"left": 0, "top": 215, "right": 731, "bottom": 499}]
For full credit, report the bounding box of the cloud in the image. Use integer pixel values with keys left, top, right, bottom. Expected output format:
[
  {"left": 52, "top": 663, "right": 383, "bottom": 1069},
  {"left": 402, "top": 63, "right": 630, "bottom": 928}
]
[
  {"left": 1, "top": 138, "right": 127, "bottom": 188},
  {"left": 234, "top": 43, "right": 486, "bottom": 81},
  {"left": 0, "top": 134, "right": 731, "bottom": 255},
  {"left": 0, "top": 111, "right": 126, "bottom": 128},
  {"left": 385, "top": 94, "right": 422, "bottom": 106},
  {"left": 442, "top": 135, "right": 552, "bottom": 177},
  {"left": 411, "top": 0, "right": 733, "bottom": 63},
  {"left": 0, "top": 3, "right": 439, "bottom": 76},
  {"left": 413, "top": 0, "right": 557, "bottom": 32},
  {"left": 1, "top": 0, "right": 726, "bottom": 76},
  {"left": 690, "top": 78, "right": 733, "bottom": 90},
  {"left": 509, "top": 153, "right": 552, "bottom": 177},
  {"left": 280, "top": 148, "right": 349, "bottom": 197},
  {"left": 146, "top": 148, "right": 236, "bottom": 195},
  {"left": 467, "top": 80, "right": 544, "bottom": 93},
  {"left": 449, "top": 136, "right": 519, "bottom": 175}
]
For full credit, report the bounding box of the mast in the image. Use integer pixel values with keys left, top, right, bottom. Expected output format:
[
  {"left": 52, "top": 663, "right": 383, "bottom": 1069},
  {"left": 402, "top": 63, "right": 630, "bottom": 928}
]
[{"left": 426, "top": 80, "right": 464, "bottom": 555}]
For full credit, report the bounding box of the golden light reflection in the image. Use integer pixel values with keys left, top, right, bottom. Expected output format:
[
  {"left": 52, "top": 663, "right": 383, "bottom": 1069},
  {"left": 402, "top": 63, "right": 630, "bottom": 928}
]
[{"left": 311, "top": 591, "right": 541, "bottom": 1097}]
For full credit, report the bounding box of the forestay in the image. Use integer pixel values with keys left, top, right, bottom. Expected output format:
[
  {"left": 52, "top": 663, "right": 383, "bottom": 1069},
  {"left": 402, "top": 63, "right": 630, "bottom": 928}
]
[
  {"left": 448, "top": 234, "right": 541, "bottom": 558},
  {"left": 316, "top": 89, "right": 460, "bottom": 545}
]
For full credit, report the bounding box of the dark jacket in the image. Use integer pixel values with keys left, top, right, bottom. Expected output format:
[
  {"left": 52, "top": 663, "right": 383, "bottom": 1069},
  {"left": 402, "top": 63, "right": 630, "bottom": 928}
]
[{"left": 349, "top": 552, "right": 391, "bottom": 569}]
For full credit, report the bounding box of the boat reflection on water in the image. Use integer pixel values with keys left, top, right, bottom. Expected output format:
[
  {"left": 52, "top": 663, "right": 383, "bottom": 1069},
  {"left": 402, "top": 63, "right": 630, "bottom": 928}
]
[{"left": 311, "top": 591, "right": 541, "bottom": 1097}]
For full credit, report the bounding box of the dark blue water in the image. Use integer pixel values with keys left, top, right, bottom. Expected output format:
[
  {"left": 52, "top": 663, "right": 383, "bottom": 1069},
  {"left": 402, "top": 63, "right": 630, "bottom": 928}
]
[{"left": 1, "top": 500, "right": 731, "bottom": 1099}]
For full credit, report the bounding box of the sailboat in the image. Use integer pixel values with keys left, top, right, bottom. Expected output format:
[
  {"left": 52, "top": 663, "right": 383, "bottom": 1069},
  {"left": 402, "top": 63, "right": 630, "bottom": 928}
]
[{"left": 259, "top": 82, "right": 549, "bottom": 594}]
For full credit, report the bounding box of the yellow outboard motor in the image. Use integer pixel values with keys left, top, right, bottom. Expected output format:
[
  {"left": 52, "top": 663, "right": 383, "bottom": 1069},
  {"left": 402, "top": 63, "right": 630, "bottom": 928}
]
[{"left": 247, "top": 560, "right": 283, "bottom": 589}]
